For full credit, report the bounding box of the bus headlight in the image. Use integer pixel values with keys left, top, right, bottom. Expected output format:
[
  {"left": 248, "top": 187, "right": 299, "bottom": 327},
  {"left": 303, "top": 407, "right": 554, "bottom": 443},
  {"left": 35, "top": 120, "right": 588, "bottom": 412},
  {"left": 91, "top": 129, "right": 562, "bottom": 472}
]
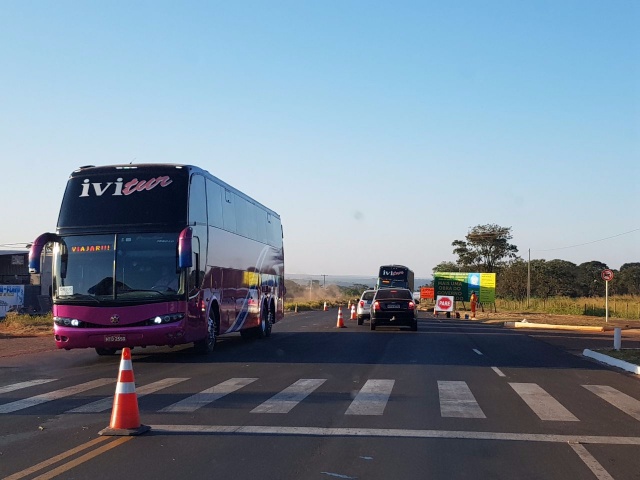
[
  {"left": 54, "top": 317, "right": 84, "bottom": 327},
  {"left": 147, "top": 313, "right": 185, "bottom": 325}
]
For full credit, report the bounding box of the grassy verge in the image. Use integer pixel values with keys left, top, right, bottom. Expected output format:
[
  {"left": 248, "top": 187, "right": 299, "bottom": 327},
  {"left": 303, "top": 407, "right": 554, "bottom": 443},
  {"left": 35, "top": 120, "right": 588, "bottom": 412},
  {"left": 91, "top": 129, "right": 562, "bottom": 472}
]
[
  {"left": 597, "top": 349, "right": 640, "bottom": 366},
  {"left": 0, "top": 313, "right": 53, "bottom": 336}
]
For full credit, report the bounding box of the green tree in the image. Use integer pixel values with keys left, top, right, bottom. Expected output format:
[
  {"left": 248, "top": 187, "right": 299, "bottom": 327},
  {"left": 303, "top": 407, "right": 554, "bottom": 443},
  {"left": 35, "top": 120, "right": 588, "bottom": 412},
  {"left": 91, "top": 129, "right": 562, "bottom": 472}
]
[
  {"left": 617, "top": 263, "right": 640, "bottom": 295},
  {"left": 451, "top": 224, "right": 519, "bottom": 273},
  {"left": 432, "top": 261, "right": 462, "bottom": 274},
  {"left": 576, "top": 261, "right": 609, "bottom": 297},
  {"left": 497, "top": 259, "right": 528, "bottom": 300},
  {"left": 538, "top": 259, "right": 579, "bottom": 297}
]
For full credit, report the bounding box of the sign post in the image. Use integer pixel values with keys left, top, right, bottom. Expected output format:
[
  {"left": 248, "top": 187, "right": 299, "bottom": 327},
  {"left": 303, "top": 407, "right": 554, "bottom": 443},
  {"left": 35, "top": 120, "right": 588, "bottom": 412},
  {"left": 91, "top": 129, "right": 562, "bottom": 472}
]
[{"left": 601, "top": 269, "right": 614, "bottom": 323}]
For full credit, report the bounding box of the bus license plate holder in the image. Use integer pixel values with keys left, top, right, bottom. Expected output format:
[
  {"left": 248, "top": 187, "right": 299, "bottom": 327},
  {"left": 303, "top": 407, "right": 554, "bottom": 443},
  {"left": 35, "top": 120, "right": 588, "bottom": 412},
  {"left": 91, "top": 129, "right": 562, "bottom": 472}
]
[{"left": 105, "top": 335, "right": 126, "bottom": 343}]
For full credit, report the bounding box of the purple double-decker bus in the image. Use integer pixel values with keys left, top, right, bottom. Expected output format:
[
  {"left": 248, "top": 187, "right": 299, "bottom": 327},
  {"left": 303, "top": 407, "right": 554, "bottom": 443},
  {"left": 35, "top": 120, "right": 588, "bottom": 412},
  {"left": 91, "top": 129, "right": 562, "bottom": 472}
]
[{"left": 29, "top": 164, "right": 284, "bottom": 355}]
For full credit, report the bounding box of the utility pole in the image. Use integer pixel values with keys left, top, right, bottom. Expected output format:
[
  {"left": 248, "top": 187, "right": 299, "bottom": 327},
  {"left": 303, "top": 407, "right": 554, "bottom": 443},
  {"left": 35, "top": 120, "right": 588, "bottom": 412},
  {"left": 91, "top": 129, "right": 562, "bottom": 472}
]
[
  {"left": 322, "top": 274, "right": 327, "bottom": 288},
  {"left": 527, "top": 248, "right": 531, "bottom": 308}
]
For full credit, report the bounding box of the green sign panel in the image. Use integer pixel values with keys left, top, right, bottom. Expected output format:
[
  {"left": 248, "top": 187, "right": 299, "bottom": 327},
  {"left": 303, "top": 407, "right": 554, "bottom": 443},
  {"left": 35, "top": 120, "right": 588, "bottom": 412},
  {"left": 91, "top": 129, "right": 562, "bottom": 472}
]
[{"left": 433, "top": 272, "right": 496, "bottom": 303}]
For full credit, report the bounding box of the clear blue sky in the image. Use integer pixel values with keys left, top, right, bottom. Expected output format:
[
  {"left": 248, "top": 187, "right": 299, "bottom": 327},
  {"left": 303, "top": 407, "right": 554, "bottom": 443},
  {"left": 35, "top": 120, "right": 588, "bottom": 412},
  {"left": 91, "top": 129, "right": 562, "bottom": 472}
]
[{"left": 1, "top": 1, "right": 638, "bottom": 278}]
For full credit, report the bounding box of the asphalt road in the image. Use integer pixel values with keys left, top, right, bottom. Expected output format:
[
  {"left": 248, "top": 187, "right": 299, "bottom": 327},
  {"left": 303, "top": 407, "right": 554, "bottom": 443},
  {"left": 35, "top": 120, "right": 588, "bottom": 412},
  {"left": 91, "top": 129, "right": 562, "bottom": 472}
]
[{"left": 1, "top": 311, "right": 640, "bottom": 480}]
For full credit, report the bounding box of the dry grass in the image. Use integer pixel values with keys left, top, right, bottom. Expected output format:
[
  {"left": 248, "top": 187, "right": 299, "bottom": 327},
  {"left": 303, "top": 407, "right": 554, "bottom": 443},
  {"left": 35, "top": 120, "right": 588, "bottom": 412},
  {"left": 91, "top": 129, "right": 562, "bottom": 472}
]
[{"left": 0, "top": 313, "right": 53, "bottom": 337}]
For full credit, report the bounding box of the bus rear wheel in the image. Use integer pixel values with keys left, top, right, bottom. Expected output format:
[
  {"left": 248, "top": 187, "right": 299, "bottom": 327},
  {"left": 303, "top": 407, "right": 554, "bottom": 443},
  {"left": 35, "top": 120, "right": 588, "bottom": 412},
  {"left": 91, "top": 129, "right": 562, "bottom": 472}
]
[{"left": 256, "top": 308, "right": 273, "bottom": 338}]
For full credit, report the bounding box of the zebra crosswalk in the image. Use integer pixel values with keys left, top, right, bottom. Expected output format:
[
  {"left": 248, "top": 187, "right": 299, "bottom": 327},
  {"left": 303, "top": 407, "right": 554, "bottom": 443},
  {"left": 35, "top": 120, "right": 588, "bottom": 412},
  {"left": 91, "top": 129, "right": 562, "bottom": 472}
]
[{"left": 2, "top": 376, "right": 640, "bottom": 423}]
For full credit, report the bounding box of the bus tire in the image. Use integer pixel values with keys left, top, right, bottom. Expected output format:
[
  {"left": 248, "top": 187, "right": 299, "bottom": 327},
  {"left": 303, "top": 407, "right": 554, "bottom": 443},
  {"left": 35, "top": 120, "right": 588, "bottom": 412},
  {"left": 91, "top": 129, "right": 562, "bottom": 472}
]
[
  {"left": 95, "top": 348, "right": 117, "bottom": 356},
  {"left": 194, "top": 311, "right": 219, "bottom": 354},
  {"left": 256, "top": 308, "right": 273, "bottom": 338}
]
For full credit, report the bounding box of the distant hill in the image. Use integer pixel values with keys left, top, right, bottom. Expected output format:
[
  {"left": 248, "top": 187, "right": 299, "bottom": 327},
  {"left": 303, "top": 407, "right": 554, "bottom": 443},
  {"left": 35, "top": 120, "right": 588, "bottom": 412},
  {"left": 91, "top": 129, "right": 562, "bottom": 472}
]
[{"left": 286, "top": 274, "right": 433, "bottom": 289}]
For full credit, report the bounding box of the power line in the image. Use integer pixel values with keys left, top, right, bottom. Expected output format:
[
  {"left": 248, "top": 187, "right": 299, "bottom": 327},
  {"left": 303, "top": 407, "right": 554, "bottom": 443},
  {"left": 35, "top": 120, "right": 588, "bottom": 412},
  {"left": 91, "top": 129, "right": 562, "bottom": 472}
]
[{"left": 533, "top": 227, "right": 640, "bottom": 253}]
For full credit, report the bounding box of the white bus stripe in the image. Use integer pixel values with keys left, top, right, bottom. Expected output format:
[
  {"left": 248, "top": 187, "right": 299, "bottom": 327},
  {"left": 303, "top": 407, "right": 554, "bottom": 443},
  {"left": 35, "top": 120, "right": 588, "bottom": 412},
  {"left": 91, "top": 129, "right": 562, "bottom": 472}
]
[
  {"left": 510, "top": 383, "right": 578, "bottom": 421},
  {"left": 161, "top": 378, "right": 258, "bottom": 413},
  {"left": 569, "top": 443, "right": 615, "bottom": 480},
  {"left": 252, "top": 379, "right": 326, "bottom": 414},
  {"left": 0, "top": 379, "right": 57, "bottom": 394},
  {"left": 583, "top": 385, "right": 640, "bottom": 421},
  {"left": 345, "top": 380, "right": 394, "bottom": 416},
  {"left": 438, "top": 381, "right": 486, "bottom": 418},
  {"left": 68, "top": 378, "right": 188, "bottom": 413},
  {"left": 0, "top": 379, "right": 113, "bottom": 414}
]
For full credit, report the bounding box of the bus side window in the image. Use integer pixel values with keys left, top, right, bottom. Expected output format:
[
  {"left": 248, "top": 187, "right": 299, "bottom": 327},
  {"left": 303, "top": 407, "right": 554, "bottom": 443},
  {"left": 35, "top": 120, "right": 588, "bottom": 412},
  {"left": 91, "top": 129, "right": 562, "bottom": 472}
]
[
  {"left": 189, "top": 174, "right": 207, "bottom": 225},
  {"left": 223, "top": 189, "right": 236, "bottom": 233},
  {"left": 206, "top": 180, "right": 223, "bottom": 228}
]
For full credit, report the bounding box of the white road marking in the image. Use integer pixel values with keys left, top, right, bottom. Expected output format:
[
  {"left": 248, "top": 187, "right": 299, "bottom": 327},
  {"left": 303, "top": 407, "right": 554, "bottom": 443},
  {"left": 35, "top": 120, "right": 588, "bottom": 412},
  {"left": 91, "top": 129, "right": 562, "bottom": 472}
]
[
  {"left": 251, "top": 379, "right": 326, "bottom": 414},
  {"left": 438, "top": 381, "right": 486, "bottom": 418},
  {"left": 161, "top": 378, "right": 257, "bottom": 413},
  {"left": 472, "top": 349, "right": 483, "bottom": 355},
  {"left": 509, "top": 383, "right": 578, "bottom": 421},
  {"left": 583, "top": 385, "right": 640, "bottom": 421},
  {"left": 0, "top": 379, "right": 113, "bottom": 414},
  {"left": 67, "top": 378, "right": 188, "bottom": 413},
  {"left": 150, "top": 424, "right": 640, "bottom": 445},
  {"left": 0, "top": 379, "right": 57, "bottom": 394},
  {"left": 569, "top": 443, "right": 615, "bottom": 480},
  {"left": 491, "top": 367, "right": 506, "bottom": 377},
  {"left": 345, "top": 380, "right": 395, "bottom": 416}
]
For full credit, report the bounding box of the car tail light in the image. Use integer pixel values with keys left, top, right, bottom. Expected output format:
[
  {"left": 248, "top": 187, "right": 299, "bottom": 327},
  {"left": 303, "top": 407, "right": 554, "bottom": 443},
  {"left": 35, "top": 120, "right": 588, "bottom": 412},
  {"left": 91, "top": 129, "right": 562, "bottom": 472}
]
[
  {"left": 373, "top": 301, "right": 380, "bottom": 311},
  {"left": 408, "top": 302, "right": 415, "bottom": 310},
  {"left": 359, "top": 300, "right": 365, "bottom": 308}
]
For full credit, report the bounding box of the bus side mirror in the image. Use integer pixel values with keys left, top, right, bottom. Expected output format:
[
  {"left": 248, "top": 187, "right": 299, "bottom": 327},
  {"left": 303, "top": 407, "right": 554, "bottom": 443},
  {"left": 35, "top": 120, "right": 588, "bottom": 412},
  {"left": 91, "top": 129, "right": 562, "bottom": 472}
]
[
  {"left": 29, "top": 232, "right": 59, "bottom": 274},
  {"left": 178, "top": 227, "right": 193, "bottom": 269}
]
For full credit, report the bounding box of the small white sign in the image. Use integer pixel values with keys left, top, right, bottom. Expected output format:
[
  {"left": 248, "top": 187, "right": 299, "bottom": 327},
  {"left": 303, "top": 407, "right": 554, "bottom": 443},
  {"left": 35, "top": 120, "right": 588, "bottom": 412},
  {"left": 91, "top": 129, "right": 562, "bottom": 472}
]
[{"left": 58, "top": 286, "right": 74, "bottom": 296}]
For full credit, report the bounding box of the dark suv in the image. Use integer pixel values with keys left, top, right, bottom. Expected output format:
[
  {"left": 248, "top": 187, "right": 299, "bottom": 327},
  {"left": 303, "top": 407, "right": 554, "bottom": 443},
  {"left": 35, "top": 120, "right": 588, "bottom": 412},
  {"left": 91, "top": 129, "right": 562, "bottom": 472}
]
[{"left": 370, "top": 288, "right": 418, "bottom": 331}]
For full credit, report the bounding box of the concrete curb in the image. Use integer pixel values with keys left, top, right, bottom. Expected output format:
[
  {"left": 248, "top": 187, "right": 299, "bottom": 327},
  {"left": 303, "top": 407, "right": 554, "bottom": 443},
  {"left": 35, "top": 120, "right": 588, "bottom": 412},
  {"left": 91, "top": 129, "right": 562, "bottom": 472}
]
[
  {"left": 504, "top": 321, "right": 605, "bottom": 332},
  {"left": 583, "top": 349, "right": 640, "bottom": 375}
]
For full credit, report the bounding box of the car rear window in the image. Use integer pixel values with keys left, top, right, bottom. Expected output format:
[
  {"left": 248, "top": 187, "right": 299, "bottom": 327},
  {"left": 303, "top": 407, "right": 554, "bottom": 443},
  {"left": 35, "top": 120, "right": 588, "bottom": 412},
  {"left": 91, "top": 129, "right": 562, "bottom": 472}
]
[
  {"left": 374, "top": 289, "right": 412, "bottom": 300},
  {"left": 362, "top": 291, "right": 375, "bottom": 301}
]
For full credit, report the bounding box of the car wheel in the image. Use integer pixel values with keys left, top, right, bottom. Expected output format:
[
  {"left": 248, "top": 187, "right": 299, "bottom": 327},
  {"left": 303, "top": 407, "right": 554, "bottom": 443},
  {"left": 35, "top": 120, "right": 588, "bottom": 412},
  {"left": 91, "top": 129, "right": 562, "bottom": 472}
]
[
  {"left": 357, "top": 316, "right": 363, "bottom": 325},
  {"left": 370, "top": 321, "right": 376, "bottom": 331},
  {"left": 411, "top": 321, "right": 418, "bottom": 332},
  {"left": 95, "top": 348, "right": 117, "bottom": 356}
]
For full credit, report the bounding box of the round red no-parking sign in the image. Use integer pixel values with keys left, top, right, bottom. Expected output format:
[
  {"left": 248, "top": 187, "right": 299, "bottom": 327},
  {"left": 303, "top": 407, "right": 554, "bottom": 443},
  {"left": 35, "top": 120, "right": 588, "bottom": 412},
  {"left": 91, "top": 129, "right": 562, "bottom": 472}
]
[{"left": 601, "top": 269, "right": 614, "bottom": 281}]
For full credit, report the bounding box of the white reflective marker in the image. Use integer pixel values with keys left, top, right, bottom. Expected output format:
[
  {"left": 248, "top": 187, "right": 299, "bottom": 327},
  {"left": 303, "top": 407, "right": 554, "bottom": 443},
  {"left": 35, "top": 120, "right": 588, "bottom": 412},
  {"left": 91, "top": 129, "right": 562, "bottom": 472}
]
[
  {"left": 68, "top": 378, "right": 188, "bottom": 413},
  {"left": 346, "top": 380, "right": 395, "bottom": 416},
  {"left": 510, "top": 383, "right": 578, "bottom": 421},
  {"left": 0, "top": 379, "right": 57, "bottom": 394},
  {"left": 162, "top": 378, "right": 258, "bottom": 413},
  {"left": 583, "top": 385, "right": 640, "bottom": 421},
  {"left": 252, "top": 379, "right": 327, "bottom": 414},
  {"left": 438, "top": 381, "right": 486, "bottom": 418},
  {"left": 0, "top": 379, "right": 113, "bottom": 414}
]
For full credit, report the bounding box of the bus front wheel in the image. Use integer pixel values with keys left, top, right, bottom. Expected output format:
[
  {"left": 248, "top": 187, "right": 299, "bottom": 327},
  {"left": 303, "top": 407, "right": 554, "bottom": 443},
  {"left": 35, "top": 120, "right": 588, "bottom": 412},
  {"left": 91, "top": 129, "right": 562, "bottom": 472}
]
[
  {"left": 95, "top": 348, "right": 117, "bottom": 356},
  {"left": 195, "top": 313, "right": 219, "bottom": 354}
]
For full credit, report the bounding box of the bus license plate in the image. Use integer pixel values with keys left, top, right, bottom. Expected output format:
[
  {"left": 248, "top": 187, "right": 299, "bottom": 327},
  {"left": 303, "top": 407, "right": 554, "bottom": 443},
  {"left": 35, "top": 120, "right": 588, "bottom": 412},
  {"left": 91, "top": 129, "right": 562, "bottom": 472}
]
[{"left": 105, "top": 335, "right": 126, "bottom": 342}]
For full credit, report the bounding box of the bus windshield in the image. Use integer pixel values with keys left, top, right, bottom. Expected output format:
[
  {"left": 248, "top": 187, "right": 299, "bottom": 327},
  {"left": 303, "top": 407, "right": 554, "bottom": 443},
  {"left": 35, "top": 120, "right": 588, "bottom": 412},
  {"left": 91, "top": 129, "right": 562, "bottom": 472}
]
[{"left": 54, "top": 233, "right": 183, "bottom": 302}]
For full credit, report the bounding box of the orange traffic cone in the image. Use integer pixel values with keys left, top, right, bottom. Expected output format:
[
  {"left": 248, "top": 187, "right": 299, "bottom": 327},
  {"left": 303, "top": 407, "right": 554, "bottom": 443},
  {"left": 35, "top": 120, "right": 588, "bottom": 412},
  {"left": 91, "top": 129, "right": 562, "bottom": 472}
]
[
  {"left": 99, "top": 348, "right": 150, "bottom": 436},
  {"left": 336, "top": 307, "right": 346, "bottom": 328},
  {"left": 350, "top": 305, "right": 357, "bottom": 321},
  {"left": 323, "top": 302, "right": 328, "bottom": 311}
]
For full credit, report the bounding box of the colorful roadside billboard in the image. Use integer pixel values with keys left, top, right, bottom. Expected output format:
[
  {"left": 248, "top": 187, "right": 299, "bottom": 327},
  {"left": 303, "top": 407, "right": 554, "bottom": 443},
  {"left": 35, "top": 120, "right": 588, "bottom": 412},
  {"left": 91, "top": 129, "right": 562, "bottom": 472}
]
[{"left": 433, "top": 272, "right": 496, "bottom": 303}]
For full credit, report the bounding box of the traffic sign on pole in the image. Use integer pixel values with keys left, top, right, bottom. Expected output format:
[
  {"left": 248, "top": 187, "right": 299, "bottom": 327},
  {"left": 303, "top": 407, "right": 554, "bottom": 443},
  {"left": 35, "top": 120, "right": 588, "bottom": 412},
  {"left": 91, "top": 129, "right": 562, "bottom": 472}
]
[{"left": 601, "top": 269, "right": 614, "bottom": 281}]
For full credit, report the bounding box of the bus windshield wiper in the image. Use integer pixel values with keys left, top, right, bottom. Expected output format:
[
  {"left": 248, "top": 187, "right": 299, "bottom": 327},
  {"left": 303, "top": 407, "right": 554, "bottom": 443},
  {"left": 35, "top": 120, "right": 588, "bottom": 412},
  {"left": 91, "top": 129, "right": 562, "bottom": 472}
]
[
  {"left": 58, "top": 293, "right": 102, "bottom": 303},
  {"left": 117, "top": 289, "right": 170, "bottom": 298}
]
